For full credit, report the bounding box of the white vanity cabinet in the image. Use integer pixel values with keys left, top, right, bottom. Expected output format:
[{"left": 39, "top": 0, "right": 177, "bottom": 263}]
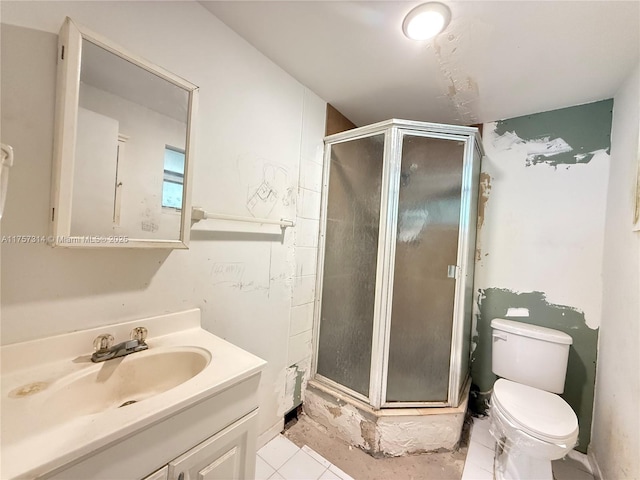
[
  {"left": 143, "top": 410, "right": 258, "bottom": 480},
  {"left": 145, "top": 467, "right": 169, "bottom": 480},
  {"left": 0, "top": 309, "right": 267, "bottom": 480},
  {"left": 168, "top": 410, "right": 257, "bottom": 480}
]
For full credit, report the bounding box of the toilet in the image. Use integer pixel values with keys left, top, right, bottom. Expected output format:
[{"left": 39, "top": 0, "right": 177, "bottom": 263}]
[{"left": 489, "top": 318, "right": 579, "bottom": 480}]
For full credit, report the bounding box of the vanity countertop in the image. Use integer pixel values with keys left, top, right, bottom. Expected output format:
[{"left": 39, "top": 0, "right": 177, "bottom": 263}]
[{"left": 0, "top": 308, "right": 266, "bottom": 479}]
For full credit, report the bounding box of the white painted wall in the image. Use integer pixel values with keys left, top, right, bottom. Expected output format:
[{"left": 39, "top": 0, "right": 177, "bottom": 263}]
[
  {"left": 591, "top": 64, "right": 640, "bottom": 480},
  {"left": 0, "top": 0, "right": 325, "bottom": 441},
  {"left": 476, "top": 123, "right": 609, "bottom": 329},
  {"left": 281, "top": 89, "right": 325, "bottom": 415}
]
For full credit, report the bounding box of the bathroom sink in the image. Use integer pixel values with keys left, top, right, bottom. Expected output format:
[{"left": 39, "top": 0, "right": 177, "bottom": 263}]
[
  {"left": 1, "top": 309, "right": 267, "bottom": 480},
  {"left": 45, "top": 347, "right": 210, "bottom": 422}
]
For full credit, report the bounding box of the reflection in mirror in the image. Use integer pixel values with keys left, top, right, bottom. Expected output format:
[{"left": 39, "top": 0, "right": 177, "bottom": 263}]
[
  {"left": 51, "top": 17, "right": 198, "bottom": 248},
  {"left": 162, "top": 146, "right": 185, "bottom": 210},
  {"left": 73, "top": 39, "right": 188, "bottom": 240}
]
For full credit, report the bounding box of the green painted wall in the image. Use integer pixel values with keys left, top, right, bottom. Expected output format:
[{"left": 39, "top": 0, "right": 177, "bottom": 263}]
[{"left": 494, "top": 99, "right": 613, "bottom": 166}]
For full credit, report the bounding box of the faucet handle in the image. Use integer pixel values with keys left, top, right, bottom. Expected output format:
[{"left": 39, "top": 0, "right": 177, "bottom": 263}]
[
  {"left": 93, "top": 334, "right": 114, "bottom": 352},
  {"left": 130, "top": 326, "right": 148, "bottom": 343}
]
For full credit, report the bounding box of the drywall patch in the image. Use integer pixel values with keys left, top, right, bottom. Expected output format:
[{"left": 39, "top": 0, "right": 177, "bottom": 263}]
[
  {"left": 493, "top": 99, "right": 613, "bottom": 167},
  {"left": 470, "top": 288, "right": 598, "bottom": 453},
  {"left": 477, "top": 172, "right": 492, "bottom": 230}
]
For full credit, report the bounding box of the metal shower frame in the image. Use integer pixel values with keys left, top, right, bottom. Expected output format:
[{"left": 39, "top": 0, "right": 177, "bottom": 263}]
[{"left": 311, "top": 119, "right": 484, "bottom": 409}]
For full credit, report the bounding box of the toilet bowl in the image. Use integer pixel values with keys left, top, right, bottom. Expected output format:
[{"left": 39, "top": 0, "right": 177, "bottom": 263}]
[
  {"left": 489, "top": 319, "right": 579, "bottom": 480},
  {"left": 490, "top": 379, "right": 579, "bottom": 480}
]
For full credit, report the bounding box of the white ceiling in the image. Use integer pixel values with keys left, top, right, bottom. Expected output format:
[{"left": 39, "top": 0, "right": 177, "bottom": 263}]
[{"left": 201, "top": 1, "right": 640, "bottom": 126}]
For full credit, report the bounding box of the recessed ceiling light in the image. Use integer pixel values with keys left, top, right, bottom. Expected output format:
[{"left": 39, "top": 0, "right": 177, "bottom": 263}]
[{"left": 402, "top": 2, "right": 451, "bottom": 41}]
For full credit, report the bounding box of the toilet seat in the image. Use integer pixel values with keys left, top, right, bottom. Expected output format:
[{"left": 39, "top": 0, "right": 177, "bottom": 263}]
[{"left": 492, "top": 379, "right": 578, "bottom": 445}]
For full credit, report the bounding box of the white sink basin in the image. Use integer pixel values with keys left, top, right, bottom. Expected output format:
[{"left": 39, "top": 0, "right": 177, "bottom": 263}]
[
  {"left": 0, "top": 309, "right": 266, "bottom": 480},
  {"left": 45, "top": 347, "right": 210, "bottom": 422}
]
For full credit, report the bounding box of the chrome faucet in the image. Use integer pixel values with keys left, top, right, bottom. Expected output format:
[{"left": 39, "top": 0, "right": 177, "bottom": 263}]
[{"left": 91, "top": 327, "right": 148, "bottom": 363}]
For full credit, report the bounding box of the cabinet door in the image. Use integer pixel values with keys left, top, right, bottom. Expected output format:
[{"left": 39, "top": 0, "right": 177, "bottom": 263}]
[
  {"left": 144, "top": 466, "right": 169, "bottom": 480},
  {"left": 168, "top": 410, "right": 258, "bottom": 480}
]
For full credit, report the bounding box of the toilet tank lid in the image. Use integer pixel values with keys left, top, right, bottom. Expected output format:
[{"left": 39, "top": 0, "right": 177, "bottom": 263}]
[{"left": 491, "top": 318, "right": 573, "bottom": 345}]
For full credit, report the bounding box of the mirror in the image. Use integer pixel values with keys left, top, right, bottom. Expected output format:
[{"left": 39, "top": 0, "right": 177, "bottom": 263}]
[{"left": 51, "top": 17, "right": 198, "bottom": 248}]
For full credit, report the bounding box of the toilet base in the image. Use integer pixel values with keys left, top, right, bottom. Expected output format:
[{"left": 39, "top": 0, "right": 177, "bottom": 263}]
[{"left": 495, "top": 446, "right": 553, "bottom": 480}]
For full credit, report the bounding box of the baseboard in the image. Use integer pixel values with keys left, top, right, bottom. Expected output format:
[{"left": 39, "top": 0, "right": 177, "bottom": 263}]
[
  {"left": 257, "top": 418, "right": 284, "bottom": 450},
  {"left": 586, "top": 446, "right": 604, "bottom": 480}
]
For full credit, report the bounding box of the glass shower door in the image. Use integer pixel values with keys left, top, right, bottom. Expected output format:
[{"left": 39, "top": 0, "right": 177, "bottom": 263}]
[
  {"left": 316, "top": 134, "right": 385, "bottom": 398},
  {"left": 314, "top": 120, "right": 481, "bottom": 409},
  {"left": 385, "top": 134, "right": 465, "bottom": 403}
]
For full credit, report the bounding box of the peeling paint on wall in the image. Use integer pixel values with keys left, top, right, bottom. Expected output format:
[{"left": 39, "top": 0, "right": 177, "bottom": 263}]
[
  {"left": 474, "top": 100, "right": 613, "bottom": 456},
  {"left": 493, "top": 100, "right": 613, "bottom": 167},
  {"left": 477, "top": 172, "right": 492, "bottom": 230},
  {"left": 360, "top": 419, "right": 378, "bottom": 452},
  {"left": 327, "top": 405, "right": 343, "bottom": 418},
  {"left": 475, "top": 172, "right": 492, "bottom": 263},
  {"left": 479, "top": 105, "right": 612, "bottom": 330},
  {"left": 470, "top": 288, "right": 598, "bottom": 453},
  {"left": 282, "top": 358, "right": 312, "bottom": 415}
]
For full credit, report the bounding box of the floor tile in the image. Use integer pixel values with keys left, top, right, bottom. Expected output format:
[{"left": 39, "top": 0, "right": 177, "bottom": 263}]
[
  {"left": 268, "top": 472, "right": 285, "bottom": 480},
  {"left": 258, "top": 435, "right": 301, "bottom": 470},
  {"left": 553, "top": 458, "right": 595, "bottom": 480},
  {"left": 461, "top": 460, "right": 493, "bottom": 480},
  {"left": 465, "top": 440, "right": 495, "bottom": 473},
  {"left": 472, "top": 416, "right": 491, "bottom": 430},
  {"left": 278, "top": 449, "right": 328, "bottom": 480},
  {"left": 256, "top": 456, "right": 276, "bottom": 480},
  {"left": 328, "top": 464, "right": 355, "bottom": 480},
  {"left": 471, "top": 418, "right": 496, "bottom": 450},
  {"left": 318, "top": 468, "right": 341, "bottom": 480},
  {"left": 302, "top": 445, "right": 332, "bottom": 469},
  {"left": 566, "top": 450, "right": 595, "bottom": 473}
]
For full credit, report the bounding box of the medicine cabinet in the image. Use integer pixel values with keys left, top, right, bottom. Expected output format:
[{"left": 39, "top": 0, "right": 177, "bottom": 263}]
[{"left": 50, "top": 17, "right": 198, "bottom": 248}]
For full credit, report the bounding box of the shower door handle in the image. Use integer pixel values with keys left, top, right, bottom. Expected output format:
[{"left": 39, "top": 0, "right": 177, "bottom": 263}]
[{"left": 447, "top": 265, "right": 459, "bottom": 279}]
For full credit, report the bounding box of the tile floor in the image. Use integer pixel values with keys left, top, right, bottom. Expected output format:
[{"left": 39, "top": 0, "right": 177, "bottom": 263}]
[
  {"left": 259, "top": 416, "right": 597, "bottom": 479},
  {"left": 460, "top": 417, "right": 495, "bottom": 479},
  {"left": 461, "top": 416, "right": 596, "bottom": 480},
  {"left": 256, "top": 435, "right": 355, "bottom": 480}
]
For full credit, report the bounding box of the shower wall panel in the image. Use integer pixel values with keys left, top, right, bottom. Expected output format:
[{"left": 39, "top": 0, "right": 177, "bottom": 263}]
[{"left": 316, "top": 134, "right": 385, "bottom": 397}]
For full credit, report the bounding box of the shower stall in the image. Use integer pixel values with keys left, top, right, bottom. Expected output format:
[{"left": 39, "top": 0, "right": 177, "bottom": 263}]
[{"left": 310, "top": 119, "right": 483, "bottom": 425}]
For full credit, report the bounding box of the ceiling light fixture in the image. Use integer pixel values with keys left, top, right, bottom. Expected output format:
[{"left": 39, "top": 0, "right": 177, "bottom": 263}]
[{"left": 402, "top": 2, "right": 451, "bottom": 41}]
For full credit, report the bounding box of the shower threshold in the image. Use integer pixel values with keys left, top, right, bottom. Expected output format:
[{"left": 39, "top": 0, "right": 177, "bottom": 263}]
[{"left": 304, "top": 379, "right": 470, "bottom": 457}]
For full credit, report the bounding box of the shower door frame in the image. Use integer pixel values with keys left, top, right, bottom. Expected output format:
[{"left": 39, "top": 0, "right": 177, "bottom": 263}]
[{"left": 311, "top": 119, "right": 483, "bottom": 410}]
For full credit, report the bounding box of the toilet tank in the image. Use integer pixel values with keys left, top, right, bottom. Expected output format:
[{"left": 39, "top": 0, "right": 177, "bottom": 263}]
[{"left": 491, "top": 318, "right": 573, "bottom": 393}]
